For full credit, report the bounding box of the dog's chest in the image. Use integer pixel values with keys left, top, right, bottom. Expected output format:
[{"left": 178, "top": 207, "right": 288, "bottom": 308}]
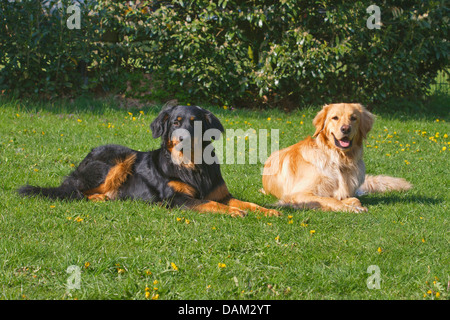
[{"left": 317, "top": 158, "right": 365, "bottom": 199}]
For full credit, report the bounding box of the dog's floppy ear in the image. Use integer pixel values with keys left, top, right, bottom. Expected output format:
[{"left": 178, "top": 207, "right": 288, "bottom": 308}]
[
  {"left": 358, "top": 105, "right": 375, "bottom": 139},
  {"left": 312, "top": 104, "right": 329, "bottom": 137},
  {"left": 150, "top": 104, "right": 176, "bottom": 138},
  {"left": 203, "top": 108, "right": 224, "bottom": 133}
]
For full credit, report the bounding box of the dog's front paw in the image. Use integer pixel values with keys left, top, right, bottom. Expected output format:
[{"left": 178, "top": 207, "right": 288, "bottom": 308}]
[
  {"left": 229, "top": 207, "right": 248, "bottom": 218},
  {"left": 352, "top": 205, "right": 368, "bottom": 213},
  {"left": 343, "top": 204, "right": 368, "bottom": 213},
  {"left": 342, "top": 197, "right": 363, "bottom": 207},
  {"left": 342, "top": 197, "right": 368, "bottom": 213},
  {"left": 264, "top": 208, "right": 283, "bottom": 217}
]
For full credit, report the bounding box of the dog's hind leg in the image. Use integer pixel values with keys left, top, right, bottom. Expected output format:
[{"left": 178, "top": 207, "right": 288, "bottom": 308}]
[{"left": 82, "top": 153, "right": 137, "bottom": 201}]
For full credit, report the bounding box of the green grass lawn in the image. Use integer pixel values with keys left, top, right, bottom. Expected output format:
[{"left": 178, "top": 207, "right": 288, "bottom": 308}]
[{"left": 0, "top": 95, "right": 448, "bottom": 300}]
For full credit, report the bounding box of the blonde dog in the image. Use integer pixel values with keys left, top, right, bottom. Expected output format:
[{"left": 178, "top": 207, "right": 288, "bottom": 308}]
[{"left": 262, "top": 103, "right": 411, "bottom": 213}]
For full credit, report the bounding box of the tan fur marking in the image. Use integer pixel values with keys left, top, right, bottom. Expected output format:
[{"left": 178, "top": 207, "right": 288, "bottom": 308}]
[
  {"left": 84, "top": 153, "right": 137, "bottom": 200},
  {"left": 205, "top": 184, "right": 231, "bottom": 202},
  {"left": 227, "top": 198, "right": 281, "bottom": 217},
  {"left": 193, "top": 201, "right": 246, "bottom": 217},
  {"left": 168, "top": 181, "right": 197, "bottom": 197},
  {"left": 167, "top": 139, "right": 195, "bottom": 169}
]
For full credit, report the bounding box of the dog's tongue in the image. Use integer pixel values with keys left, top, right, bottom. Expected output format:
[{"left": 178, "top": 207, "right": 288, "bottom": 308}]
[{"left": 339, "top": 139, "right": 350, "bottom": 148}]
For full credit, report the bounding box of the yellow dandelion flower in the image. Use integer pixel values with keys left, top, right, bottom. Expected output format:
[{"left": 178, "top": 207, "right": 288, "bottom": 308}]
[
  {"left": 427, "top": 290, "right": 432, "bottom": 294},
  {"left": 288, "top": 215, "right": 293, "bottom": 219},
  {"left": 288, "top": 220, "right": 293, "bottom": 224},
  {"left": 152, "top": 294, "right": 159, "bottom": 300},
  {"left": 117, "top": 268, "right": 125, "bottom": 274},
  {"left": 153, "top": 280, "right": 158, "bottom": 285},
  {"left": 218, "top": 263, "right": 226, "bottom": 268},
  {"left": 185, "top": 219, "right": 190, "bottom": 224},
  {"left": 140, "top": 110, "right": 144, "bottom": 115},
  {"left": 377, "top": 247, "right": 382, "bottom": 253},
  {"left": 444, "top": 134, "right": 448, "bottom": 138},
  {"left": 145, "top": 291, "right": 151, "bottom": 299},
  {"left": 274, "top": 235, "right": 280, "bottom": 241},
  {"left": 171, "top": 262, "right": 179, "bottom": 271},
  {"left": 77, "top": 119, "right": 82, "bottom": 122},
  {"left": 436, "top": 292, "right": 440, "bottom": 298},
  {"left": 84, "top": 262, "right": 90, "bottom": 268},
  {"left": 145, "top": 270, "right": 152, "bottom": 275},
  {"left": 421, "top": 238, "right": 425, "bottom": 243},
  {"left": 442, "top": 147, "right": 447, "bottom": 151},
  {"left": 310, "top": 230, "right": 316, "bottom": 235}
]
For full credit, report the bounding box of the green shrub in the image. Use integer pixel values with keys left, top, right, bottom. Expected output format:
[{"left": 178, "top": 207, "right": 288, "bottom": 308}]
[{"left": 0, "top": 0, "right": 448, "bottom": 108}]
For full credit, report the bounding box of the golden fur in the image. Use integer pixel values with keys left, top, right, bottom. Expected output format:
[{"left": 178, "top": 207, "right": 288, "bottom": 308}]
[{"left": 262, "top": 103, "right": 412, "bottom": 213}]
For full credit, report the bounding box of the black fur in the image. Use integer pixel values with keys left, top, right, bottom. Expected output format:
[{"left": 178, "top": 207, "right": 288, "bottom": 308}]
[{"left": 18, "top": 105, "right": 235, "bottom": 212}]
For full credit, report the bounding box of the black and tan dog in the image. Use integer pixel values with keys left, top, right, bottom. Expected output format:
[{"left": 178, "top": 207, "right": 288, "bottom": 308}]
[{"left": 19, "top": 104, "right": 281, "bottom": 217}]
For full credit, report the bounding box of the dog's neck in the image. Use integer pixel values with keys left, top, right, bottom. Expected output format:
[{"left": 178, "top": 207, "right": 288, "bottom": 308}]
[{"left": 159, "top": 145, "right": 224, "bottom": 198}]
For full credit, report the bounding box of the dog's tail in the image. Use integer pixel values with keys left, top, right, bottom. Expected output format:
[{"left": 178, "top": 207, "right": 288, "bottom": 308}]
[
  {"left": 357, "top": 175, "right": 412, "bottom": 195},
  {"left": 18, "top": 179, "right": 84, "bottom": 200}
]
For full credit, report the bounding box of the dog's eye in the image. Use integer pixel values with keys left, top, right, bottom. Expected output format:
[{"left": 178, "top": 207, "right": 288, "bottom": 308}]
[
  {"left": 332, "top": 116, "right": 339, "bottom": 120},
  {"left": 350, "top": 116, "right": 357, "bottom": 121}
]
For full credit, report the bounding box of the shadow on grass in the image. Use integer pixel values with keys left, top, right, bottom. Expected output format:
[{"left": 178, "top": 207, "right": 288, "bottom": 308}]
[
  {"left": 367, "top": 92, "right": 450, "bottom": 122},
  {"left": 360, "top": 193, "right": 443, "bottom": 206},
  {"left": 2, "top": 89, "right": 449, "bottom": 121}
]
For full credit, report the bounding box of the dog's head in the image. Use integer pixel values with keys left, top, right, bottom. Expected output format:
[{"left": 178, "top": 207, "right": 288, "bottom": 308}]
[
  {"left": 312, "top": 103, "right": 374, "bottom": 152},
  {"left": 150, "top": 105, "right": 224, "bottom": 166}
]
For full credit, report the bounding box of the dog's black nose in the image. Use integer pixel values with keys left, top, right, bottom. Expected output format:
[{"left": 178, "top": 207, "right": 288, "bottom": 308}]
[{"left": 340, "top": 125, "right": 351, "bottom": 134}]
